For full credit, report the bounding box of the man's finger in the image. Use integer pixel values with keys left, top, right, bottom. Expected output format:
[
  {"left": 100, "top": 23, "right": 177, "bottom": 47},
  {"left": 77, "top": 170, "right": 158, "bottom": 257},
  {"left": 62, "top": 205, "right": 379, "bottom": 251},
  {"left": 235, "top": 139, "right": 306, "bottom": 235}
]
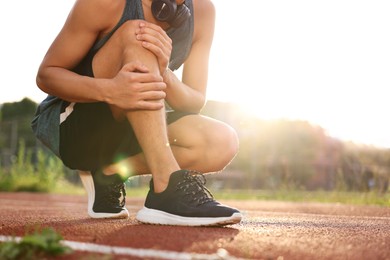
[
  {"left": 137, "top": 100, "right": 165, "bottom": 110},
  {"left": 141, "top": 90, "right": 167, "bottom": 100},
  {"left": 122, "top": 62, "right": 149, "bottom": 73}
]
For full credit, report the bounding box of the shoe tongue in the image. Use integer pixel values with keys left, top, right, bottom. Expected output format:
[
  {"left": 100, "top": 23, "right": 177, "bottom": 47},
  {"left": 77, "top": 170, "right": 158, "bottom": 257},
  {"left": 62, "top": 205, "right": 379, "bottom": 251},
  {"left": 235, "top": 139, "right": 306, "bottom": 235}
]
[
  {"left": 107, "top": 174, "right": 124, "bottom": 185},
  {"left": 149, "top": 170, "right": 188, "bottom": 192},
  {"left": 170, "top": 169, "right": 189, "bottom": 181},
  {"left": 164, "top": 170, "right": 190, "bottom": 190},
  {"left": 95, "top": 172, "right": 122, "bottom": 185},
  {"left": 150, "top": 170, "right": 195, "bottom": 193}
]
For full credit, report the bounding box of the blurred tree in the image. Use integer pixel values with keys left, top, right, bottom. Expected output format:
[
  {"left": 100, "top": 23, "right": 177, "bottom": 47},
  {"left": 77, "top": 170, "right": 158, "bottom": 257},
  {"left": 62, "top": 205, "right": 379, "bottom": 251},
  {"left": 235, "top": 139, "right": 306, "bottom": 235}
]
[
  {"left": 1, "top": 98, "right": 37, "bottom": 120},
  {"left": 202, "top": 100, "right": 389, "bottom": 192},
  {"left": 0, "top": 98, "right": 38, "bottom": 167}
]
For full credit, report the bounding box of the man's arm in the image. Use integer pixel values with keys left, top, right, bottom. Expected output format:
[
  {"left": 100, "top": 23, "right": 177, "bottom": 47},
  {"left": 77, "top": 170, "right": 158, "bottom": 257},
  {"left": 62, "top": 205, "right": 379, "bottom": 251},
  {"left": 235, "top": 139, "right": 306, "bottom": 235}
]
[
  {"left": 36, "top": 0, "right": 118, "bottom": 102},
  {"left": 36, "top": 0, "right": 166, "bottom": 111},
  {"left": 136, "top": 0, "right": 216, "bottom": 113},
  {"left": 164, "top": 0, "right": 216, "bottom": 113}
]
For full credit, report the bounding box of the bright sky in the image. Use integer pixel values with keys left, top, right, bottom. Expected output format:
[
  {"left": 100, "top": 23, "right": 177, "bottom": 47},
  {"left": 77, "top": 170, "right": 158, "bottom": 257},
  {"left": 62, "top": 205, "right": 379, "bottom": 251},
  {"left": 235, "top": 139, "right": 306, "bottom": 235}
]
[{"left": 1, "top": 0, "right": 389, "bottom": 148}]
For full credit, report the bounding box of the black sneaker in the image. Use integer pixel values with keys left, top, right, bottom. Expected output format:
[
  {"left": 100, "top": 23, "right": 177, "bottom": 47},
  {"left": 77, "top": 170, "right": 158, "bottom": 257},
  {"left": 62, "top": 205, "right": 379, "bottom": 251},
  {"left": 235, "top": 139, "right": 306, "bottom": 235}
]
[
  {"left": 79, "top": 171, "right": 129, "bottom": 219},
  {"left": 136, "top": 170, "right": 242, "bottom": 226}
]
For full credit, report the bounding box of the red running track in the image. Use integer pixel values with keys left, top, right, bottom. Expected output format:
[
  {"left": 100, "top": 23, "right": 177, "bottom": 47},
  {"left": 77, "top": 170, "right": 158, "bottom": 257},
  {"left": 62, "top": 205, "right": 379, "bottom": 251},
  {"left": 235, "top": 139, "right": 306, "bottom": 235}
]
[{"left": 0, "top": 192, "right": 389, "bottom": 259}]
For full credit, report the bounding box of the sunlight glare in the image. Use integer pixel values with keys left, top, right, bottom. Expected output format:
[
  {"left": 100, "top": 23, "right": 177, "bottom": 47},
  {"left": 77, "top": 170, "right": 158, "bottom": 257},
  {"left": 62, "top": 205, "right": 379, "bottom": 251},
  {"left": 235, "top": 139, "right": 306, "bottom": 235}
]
[{"left": 208, "top": 0, "right": 390, "bottom": 148}]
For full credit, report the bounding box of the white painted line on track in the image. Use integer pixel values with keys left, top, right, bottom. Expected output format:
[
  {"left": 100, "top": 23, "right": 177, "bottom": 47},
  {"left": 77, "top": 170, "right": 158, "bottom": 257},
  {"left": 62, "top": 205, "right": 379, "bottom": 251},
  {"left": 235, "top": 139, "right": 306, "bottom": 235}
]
[{"left": 0, "top": 235, "right": 243, "bottom": 260}]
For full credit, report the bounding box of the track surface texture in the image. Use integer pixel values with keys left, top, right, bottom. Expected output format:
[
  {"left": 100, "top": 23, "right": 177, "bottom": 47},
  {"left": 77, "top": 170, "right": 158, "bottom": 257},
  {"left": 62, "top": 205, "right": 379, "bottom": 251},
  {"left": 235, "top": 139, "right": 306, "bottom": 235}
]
[{"left": 0, "top": 192, "right": 389, "bottom": 259}]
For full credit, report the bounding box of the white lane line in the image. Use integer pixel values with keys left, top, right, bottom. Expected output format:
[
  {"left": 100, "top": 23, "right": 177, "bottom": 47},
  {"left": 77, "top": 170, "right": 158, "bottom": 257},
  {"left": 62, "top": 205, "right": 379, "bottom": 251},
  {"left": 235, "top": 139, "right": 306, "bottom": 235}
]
[{"left": 0, "top": 235, "right": 242, "bottom": 260}]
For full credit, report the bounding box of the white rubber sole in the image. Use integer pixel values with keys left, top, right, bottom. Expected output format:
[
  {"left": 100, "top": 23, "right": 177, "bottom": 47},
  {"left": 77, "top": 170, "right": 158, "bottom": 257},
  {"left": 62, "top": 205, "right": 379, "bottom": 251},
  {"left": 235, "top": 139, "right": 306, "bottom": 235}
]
[
  {"left": 79, "top": 171, "right": 129, "bottom": 219},
  {"left": 136, "top": 207, "right": 242, "bottom": 226}
]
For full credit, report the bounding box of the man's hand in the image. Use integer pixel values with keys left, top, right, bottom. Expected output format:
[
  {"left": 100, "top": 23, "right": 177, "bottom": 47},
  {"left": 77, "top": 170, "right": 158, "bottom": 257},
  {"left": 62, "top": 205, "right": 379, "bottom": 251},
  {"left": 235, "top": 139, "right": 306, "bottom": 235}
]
[
  {"left": 136, "top": 21, "right": 172, "bottom": 76},
  {"left": 106, "top": 61, "right": 166, "bottom": 111}
]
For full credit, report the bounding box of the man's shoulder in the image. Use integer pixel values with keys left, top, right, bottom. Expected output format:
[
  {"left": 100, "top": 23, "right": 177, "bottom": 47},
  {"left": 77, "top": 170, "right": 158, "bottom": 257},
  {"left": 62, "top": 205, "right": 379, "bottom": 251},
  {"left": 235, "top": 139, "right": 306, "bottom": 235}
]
[
  {"left": 76, "top": 0, "right": 123, "bottom": 9},
  {"left": 193, "top": 0, "right": 215, "bottom": 14},
  {"left": 74, "top": 0, "right": 125, "bottom": 21},
  {"left": 193, "top": 0, "right": 215, "bottom": 27},
  {"left": 72, "top": 0, "right": 126, "bottom": 32},
  {"left": 191, "top": 0, "right": 215, "bottom": 41}
]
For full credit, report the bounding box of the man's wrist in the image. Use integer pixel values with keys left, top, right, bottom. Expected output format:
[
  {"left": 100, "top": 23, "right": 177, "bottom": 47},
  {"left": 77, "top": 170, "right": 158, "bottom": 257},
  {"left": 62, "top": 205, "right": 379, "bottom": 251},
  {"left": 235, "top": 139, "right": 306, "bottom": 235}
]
[
  {"left": 162, "top": 67, "right": 172, "bottom": 83},
  {"left": 97, "top": 78, "right": 115, "bottom": 104}
]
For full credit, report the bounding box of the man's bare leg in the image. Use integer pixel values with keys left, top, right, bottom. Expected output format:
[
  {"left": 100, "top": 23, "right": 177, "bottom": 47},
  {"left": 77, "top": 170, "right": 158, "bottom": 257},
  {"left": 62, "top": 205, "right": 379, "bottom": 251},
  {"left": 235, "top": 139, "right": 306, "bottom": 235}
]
[
  {"left": 104, "top": 114, "right": 239, "bottom": 175},
  {"left": 92, "top": 20, "right": 179, "bottom": 192}
]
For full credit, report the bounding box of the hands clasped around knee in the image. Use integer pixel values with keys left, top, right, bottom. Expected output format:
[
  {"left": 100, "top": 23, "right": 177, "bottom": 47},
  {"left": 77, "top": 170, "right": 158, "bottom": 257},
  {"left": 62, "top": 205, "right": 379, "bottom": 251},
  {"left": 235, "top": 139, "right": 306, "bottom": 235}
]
[{"left": 107, "top": 61, "right": 166, "bottom": 111}]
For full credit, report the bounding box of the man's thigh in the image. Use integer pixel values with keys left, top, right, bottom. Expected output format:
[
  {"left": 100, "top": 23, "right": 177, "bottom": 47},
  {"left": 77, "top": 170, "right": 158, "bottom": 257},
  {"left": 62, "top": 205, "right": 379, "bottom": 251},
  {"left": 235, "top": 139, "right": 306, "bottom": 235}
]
[{"left": 167, "top": 114, "right": 228, "bottom": 147}]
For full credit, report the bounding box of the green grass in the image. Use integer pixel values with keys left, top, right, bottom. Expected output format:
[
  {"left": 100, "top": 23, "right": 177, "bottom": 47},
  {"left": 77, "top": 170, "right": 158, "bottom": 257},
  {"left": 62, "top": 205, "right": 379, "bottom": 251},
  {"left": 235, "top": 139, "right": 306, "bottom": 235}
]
[
  {"left": 0, "top": 228, "right": 72, "bottom": 260},
  {"left": 213, "top": 189, "right": 390, "bottom": 206},
  {"left": 0, "top": 141, "right": 66, "bottom": 193},
  {"left": 2, "top": 142, "right": 388, "bottom": 207},
  {"left": 50, "top": 179, "right": 87, "bottom": 196},
  {"left": 51, "top": 181, "right": 390, "bottom": 206},
  {"left": 102, "top": 185, "right": 389, "bottom": 206}
]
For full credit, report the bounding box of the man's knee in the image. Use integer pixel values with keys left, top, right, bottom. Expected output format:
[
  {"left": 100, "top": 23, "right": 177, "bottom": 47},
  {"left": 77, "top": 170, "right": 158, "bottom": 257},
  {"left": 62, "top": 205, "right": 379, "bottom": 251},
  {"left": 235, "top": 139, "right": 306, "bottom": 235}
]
[
  {"left": 204, "top": 122, "right": 239, "bottom": 171},
  {"left": 216, "top": 123, "right": 239, "bottom": 161},
  {"left": 115, "top": 20, "right": 159, "bottom": 72},
  {"left": 92, "top": 20, "right": 145, "bottom": 77},
  {"left": 115, "top": 20, "right": 141, "bottom": 46}
]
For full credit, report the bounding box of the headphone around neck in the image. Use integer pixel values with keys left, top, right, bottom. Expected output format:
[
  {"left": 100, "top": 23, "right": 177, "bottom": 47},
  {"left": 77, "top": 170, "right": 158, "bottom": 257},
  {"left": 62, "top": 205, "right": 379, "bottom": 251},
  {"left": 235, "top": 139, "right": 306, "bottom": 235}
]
[{"left": 151, "top": 0, "right": 191, "bottom": 28}]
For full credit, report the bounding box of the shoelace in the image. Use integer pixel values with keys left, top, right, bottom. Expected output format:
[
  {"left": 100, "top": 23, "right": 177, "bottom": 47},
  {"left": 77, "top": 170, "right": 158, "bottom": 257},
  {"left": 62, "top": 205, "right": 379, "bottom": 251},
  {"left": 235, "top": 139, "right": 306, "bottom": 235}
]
[
  {"left": 108, "top": 182, "right": 126, "bottom": 207},
  {"left": 176, "top": 171, "right": 215, "bottom": 205}
]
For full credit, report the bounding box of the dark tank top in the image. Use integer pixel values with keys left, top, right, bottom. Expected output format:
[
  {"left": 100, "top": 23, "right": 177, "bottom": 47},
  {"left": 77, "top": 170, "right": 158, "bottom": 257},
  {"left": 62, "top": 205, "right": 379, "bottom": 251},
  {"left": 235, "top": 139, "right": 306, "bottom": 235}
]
[{"left": 73, "top": 0, "right": 194, "bottom": 76}]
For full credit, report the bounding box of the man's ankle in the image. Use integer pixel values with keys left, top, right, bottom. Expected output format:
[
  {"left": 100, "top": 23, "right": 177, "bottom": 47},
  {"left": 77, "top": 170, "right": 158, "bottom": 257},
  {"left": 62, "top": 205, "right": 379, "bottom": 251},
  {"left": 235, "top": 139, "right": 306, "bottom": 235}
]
[
  {"left": 152, "top": 169, "right": 179, "bottom": 193},
  {"left": 153, "top": 176, "right": 170, "bottom": 193}
]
